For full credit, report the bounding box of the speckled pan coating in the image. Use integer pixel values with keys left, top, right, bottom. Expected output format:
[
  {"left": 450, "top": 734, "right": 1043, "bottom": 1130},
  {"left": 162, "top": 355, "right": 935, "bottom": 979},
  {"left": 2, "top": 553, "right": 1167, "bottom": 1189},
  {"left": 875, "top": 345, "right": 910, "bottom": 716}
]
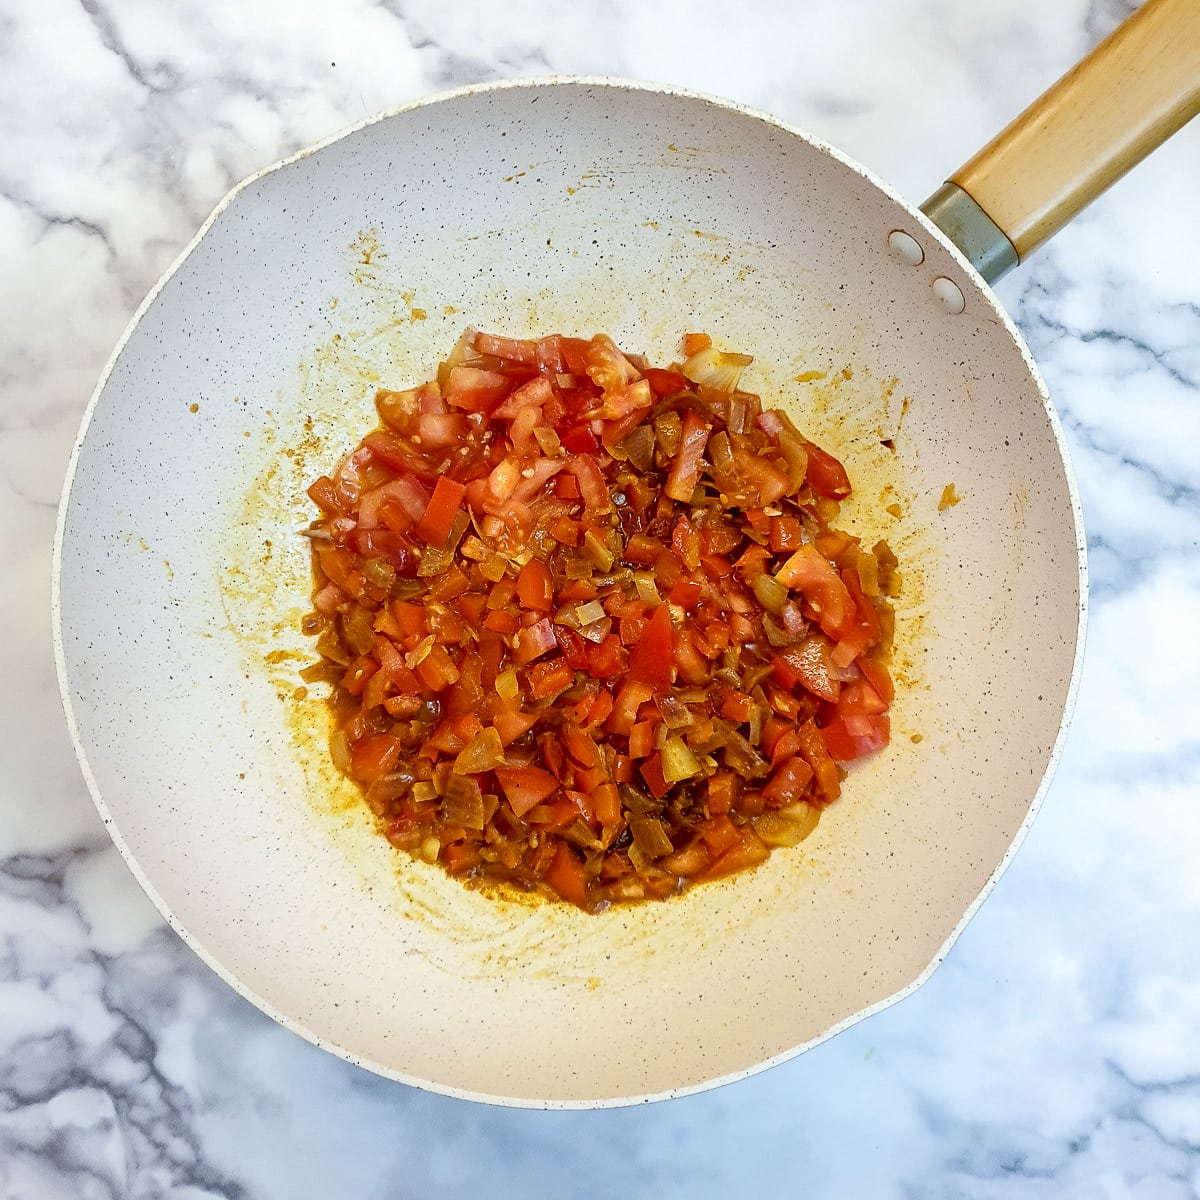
[{"left": 52, "top": 79, "right": 1086, "bottom": 1107}]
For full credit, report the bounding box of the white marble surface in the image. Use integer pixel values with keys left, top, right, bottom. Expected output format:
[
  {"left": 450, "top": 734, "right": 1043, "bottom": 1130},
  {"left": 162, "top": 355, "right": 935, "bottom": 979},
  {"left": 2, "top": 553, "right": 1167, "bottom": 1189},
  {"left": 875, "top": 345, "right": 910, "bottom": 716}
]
[{"left": 3, "top": 0, "right": 1199, "bottom": 1193}]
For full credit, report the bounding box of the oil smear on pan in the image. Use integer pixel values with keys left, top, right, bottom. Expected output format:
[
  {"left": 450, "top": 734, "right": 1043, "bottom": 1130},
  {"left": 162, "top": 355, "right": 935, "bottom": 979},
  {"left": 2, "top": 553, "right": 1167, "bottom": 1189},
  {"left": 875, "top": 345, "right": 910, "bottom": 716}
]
[{"left": 217, "top": 227, "right": 939, "bottom": 986}]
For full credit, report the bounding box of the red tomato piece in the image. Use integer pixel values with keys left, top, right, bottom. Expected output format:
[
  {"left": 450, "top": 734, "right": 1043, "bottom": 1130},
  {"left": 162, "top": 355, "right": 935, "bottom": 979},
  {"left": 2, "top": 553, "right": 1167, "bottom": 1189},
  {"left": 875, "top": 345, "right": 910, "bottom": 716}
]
[
  {"left": 414, "top": 475, "right": 466, "bottom": 547},
  {"left": 512, "top": 617, "right": 556, "bottom": 665},
  {"left": 444, "top": 366, "right": 514, "bottom": 413},
  {"left": 473, "top": 331, "right": 539, "bottom": 364},
  {"left": 643, "top": 368, "right": 689, "bottom": 398},
  {"left": 704, "top": 827, "right": 769, "bottom": 880},
  {"left": 803, "top": 439, "right": 852, "bottom": 499},
  {"left": 483, "top": 610, "right": 519, "bottom": 634},
  {"left": 527, "top": 657, "right": 574, "bottom": 700},
  {"left": 668, "top": 579, "right": 703, "bottom": 611},
  {"left": 342, "top": 655, "right": 378, "bottom": 698},
  {"left": 559, "top": 422, "right": 599, "bottom": 454},
  {"left": 773, "top": 638, "right": 841, "bottom": 704},
  {"left": 627, "top": 603, "right": 674, "bottom": 693},
  {"left": 350, "top": 733, "right": 402, "bottom": 783},
  {"left": 837, "top": 680, "right": 889, "bottom": 717},
  {"left": 545, "top": 842, "right": 589, "bottom": 907},
  {"left": 775, "top": 545, "right": 857, "bottom": 640},
  {"left": 494, "top": 765, "right": 560, "bottom": 816},
  {"left": 307, "top": 476, "right": 341, "bottom": 514},
  {"left": 628, "top": 720, "right": 655, "bottom": 759},
  {"left": 493, "top": 709, "right": 539, "bottom": 746},
  {"left": 609, "top": 680, "right": 653, "bottom": 736},
  {"left": 516, "top": 558, "right": 554, "bottom": 612},
  {"left": 706, "top": 773, "right": 740, "bottom": 816},
  {"left": 565, "top": 453, "right": 610, "bottom": 511},
  {"left": 858, "top": 656, "right": 895, "bottom": 706},
  {"left": 769, "top": 516, "right": 804, "bottom": 553},
  {"left": 664, "top": 411, "right": 711, "bottom": 502},
  {"left": 585, "top": 634, "right": 625, "bottom": 679},
  {"left": 819, "top": 714, "right": 890, "bottom": 761},
  {"left": 797, "top": 719, "right": 841, "bottom": 801},
  {"left": 764, "top": 757, "right": 814, "bottom": 807},
  {"left": 639, "top": 753, "right": 671, "bottom": 800}
]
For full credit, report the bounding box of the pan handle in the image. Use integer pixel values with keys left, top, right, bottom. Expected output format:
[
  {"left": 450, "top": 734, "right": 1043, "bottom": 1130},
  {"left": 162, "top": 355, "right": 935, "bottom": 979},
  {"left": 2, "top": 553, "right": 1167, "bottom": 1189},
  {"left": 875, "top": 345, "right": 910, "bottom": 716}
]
[{"left": 921, "top": 0, "right": 1200, "bottom": 282}]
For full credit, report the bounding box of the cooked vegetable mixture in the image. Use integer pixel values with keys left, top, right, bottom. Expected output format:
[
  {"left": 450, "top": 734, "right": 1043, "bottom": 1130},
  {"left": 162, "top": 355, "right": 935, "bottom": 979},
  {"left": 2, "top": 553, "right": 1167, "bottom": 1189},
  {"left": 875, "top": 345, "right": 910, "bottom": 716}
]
[{"left": 301, "top": 330, "right": 896, "bottom": 911}]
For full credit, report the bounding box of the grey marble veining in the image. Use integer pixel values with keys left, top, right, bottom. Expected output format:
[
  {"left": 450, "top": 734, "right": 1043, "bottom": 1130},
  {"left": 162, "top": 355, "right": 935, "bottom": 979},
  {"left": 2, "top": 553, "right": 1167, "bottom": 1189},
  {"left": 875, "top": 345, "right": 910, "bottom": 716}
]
[{"left": 3, "top": 0, "right": 1199, "bottom": 1195}]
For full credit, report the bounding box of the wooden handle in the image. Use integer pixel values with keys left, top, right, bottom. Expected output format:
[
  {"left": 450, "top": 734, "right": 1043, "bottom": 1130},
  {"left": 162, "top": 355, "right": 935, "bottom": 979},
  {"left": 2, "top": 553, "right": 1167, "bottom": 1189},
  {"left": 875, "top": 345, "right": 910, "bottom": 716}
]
[{"left": 947, "top": 0, "right": 1200, "bottom": 262}]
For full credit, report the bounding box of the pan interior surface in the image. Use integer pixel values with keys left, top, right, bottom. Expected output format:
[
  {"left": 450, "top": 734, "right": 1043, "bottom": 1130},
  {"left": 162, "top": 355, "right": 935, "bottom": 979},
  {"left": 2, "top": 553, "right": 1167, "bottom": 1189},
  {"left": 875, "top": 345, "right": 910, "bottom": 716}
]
[{"left": 55, "top": 81, "right": 1082, "bottom": 1105}]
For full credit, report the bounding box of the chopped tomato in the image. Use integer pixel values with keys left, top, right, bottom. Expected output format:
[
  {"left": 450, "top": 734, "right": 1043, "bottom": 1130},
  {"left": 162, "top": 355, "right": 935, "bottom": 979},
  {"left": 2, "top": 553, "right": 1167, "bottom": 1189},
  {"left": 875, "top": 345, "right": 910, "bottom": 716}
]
[
  {"left": 516, "top": 558, "right": 553, "bottom": 612},
  {"left": 764, "top": 758, "right": 815, "bottom": 807},
  {"left": 797, "top": 719, "right": 841, "bottom": 801},
  {"left": 858, "top": 656, "right": 895, "bottom": 706},
  {"left": 664, "top": 411, "right": 710, "bottom": 501},
  {"left": 512, "top": 618, "right": 556, "bottom": 665},
  {"left": 803, "top": 439, "right": 852, "bottom": 499},
  {"left": 304, "top": 327, "right": 896, "bottom": 912},
  {"left": 494, "top": 766, "right": 560, "bottom": 816},
  {"left": 444, "top": 366, "right": 514, "bottom": 413},
  {"left": 414, "top": 476, "right": 466, "bottom": 547},
  {"left": 527, "top": 657, "right": 574, "bottom": 700},
  {"left": 704, "top": 826, "right": 769, "bottom": 879},
  {"left": 472, "top": 331, "right": 538, "bottom": 364},
  {"left": 545, "top": 842, "right": 589, "bottom": 907},
  {"left": 627, "top": 603, "right": 674, "bottom": 693},
  {"left": 819, "top": 713, "right": 890, "bottom": 761},
  {"left": 775, "top": 545, "right": 857, "bottom": 640},
  {"left": 769, "top": 516, "right": 804, "bottom": 553},
  {"left": 350, "top": 733, "right": 402, "bottom": 783},
  {"left": 644, "top": 367, "right": 689, "bottom": 398}
]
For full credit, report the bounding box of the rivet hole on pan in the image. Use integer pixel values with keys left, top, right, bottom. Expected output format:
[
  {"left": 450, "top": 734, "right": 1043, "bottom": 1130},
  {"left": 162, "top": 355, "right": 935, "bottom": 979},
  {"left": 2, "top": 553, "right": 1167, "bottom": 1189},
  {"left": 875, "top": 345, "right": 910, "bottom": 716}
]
[{"left": 886, "top": 228, "right": 924, "bottom": 266}]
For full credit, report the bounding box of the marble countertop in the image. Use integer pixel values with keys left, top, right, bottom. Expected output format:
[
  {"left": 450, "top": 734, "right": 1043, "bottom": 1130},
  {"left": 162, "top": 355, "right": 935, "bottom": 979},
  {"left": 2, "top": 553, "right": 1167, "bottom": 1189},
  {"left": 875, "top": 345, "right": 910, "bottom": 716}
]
[{"left": 4, "top": 0, "right": 1199, "bottom": 1194}]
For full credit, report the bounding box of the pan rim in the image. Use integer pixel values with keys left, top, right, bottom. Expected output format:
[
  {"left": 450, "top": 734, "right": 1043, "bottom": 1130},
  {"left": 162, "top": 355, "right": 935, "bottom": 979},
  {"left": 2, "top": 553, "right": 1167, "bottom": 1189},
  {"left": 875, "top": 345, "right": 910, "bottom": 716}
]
[{"left": 50, "top": 74, "right": 1089, "bottom": 1108}]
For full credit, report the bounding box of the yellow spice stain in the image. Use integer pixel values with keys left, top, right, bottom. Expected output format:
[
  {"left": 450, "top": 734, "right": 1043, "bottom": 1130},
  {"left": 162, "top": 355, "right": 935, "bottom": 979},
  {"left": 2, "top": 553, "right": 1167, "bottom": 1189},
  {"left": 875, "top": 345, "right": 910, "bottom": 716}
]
[
  {"left": 352, "top": 229, "right": 382, "bottom": 266},
  {"left": 794, "top": 370, "right": 827, "bottom": 383},
  {"left": 189, "top": 403, "right": 199, "bottom": 414},
  {"left": 162, "top": 559, "right": 174, "bottom": 581},
  {"left": 938, "top": 483, "right": 962, "bottom": 511}
]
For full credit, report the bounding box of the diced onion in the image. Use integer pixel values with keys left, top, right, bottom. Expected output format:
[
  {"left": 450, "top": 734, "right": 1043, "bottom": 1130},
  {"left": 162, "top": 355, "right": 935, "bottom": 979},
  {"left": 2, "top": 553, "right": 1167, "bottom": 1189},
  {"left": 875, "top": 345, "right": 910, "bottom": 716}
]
[
  {"left": 404, "top": 635, "right": 435, "bottom": 669},
  {"left": 754, "top": 804, "right": 820, "bottom": 847},
  {"left": 682, "top": 347, "right": 753, "bottom": 392},
  {"left": 578, "top": 617, "right": 612, "bottom": 644},
  {"left": 533, "top": 426, "right": 562, "bottom": 456},
  {"left": 633, "top": 573, "right": 661, "bottom": 607},
  {"left": 629, "top": 816, "right": 674, "bottom": 859},
  {"left": 751, "top": 573, "right": 788, "bottom": 615},
  {"left": 661, "top": 735, "right": 702, "bottom": 782},
  {"left": 452, "top": 727, "right": 506, "bottom": 775},
  {"left": 495, "top": 667, "right": 520, "bottom": 701},
  {"left": 656, "top": 696, "right": 695, "bottom": 729},
  {"left": 582, "top": 530, "right": 615, "bottom": 571}
]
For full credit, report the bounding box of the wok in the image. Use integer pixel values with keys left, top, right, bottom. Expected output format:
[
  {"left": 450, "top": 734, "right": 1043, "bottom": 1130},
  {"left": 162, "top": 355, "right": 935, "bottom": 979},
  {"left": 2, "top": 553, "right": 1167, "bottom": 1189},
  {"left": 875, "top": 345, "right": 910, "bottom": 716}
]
[{"left": 52, "top": 0, "right": 1199, "bottom": 1105}]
